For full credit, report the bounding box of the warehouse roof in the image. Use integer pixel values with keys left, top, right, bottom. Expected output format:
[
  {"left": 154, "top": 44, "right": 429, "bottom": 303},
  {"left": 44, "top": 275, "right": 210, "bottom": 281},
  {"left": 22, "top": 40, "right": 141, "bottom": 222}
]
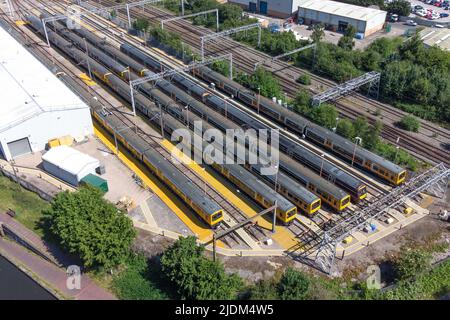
[
  {"left": 42, "top": 146, "right": 100, "bottom": 176},
  {"left": 0, "top": 26, "right": 89, "bottom": 133},
  {"left": 298, "top": 0, "right": 386, "bottom": 22},
  {"left": 420, "top": 28, "right": 450, "bottom": 51}
]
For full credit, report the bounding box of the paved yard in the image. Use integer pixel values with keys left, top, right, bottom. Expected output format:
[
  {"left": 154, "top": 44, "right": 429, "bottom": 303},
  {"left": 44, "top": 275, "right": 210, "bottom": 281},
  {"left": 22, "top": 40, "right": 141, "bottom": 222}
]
[{"left": 13, "top": 136, "right": 152, "bottom": 209}]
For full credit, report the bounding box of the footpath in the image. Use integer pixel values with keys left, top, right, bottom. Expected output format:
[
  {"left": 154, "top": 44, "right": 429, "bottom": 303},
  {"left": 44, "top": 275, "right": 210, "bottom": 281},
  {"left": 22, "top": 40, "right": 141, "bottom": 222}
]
[{"left": 0, "top": 213, "right": 116, "bottom": 300}]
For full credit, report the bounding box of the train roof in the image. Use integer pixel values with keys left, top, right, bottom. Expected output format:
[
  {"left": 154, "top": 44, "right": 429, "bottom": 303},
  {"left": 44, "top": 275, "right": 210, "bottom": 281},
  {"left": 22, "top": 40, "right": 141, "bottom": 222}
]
[
  {"left": 252, "top": 165, "right": 319, "bottom": 203},
  {"left": 307, "top": 124, "right": 404, "bottom": 174},
  {"left": 101, "top": 109, "right": 221, "bottom": 216},
  {"left": 224, "top": 163, "right": 296, "bottom": 213},
  {"left": 279, "top": 152, "right": 349, "bottom": 200},
  {"left": 280, "top": 136, "right": 363, "bottom": 190}
]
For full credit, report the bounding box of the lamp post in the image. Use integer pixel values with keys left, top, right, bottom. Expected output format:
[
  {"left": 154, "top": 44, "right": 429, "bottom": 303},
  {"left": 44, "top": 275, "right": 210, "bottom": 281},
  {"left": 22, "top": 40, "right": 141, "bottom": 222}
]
[
  {"left": 351, "top": 136, "right": 362, "bottom": 167},
  {"left": 184, "top": 105, "right": 190, "bottom": 128},
  {"left": 319, "top": 154, "right": 325, "bottom": 177},
  {"left": 273, "top": 165, "right": 279, "bottom": 191},
  {"left": 394, "top": 137, "right": 400, "bottom": 163},
  {"left": 83, "top": 38, "right": 92, "bottom": 80},
  {"left": 202, "top": 167, "right": 207, "bottom": 195},
  {"left": 333, "top": 117, "right": 339, "bottom": 132},
  {"left": 257, "top": 87, "right": 261, "bottom": 114}
]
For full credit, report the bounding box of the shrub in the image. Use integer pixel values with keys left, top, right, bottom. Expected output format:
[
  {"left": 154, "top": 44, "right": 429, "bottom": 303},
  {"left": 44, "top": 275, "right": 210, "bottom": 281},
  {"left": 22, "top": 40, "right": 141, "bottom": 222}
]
[
  {"left": 399, "top": 115, "right": 420, "bottom": 132},
  {"left": 278, "top": 268, "right": 310, "bottom": 300},
  {"left": 395, "top": 248, "right": 432, "bottom": 281},
  {"left": 297, "top": 74, "right": 311, "bottom": 85}
]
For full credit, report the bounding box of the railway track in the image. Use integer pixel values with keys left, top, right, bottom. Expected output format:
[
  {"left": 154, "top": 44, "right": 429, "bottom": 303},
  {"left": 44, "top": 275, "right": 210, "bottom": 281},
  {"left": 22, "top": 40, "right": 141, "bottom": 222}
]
[
  {"left": 76, "top": 1, "right": 395, "bottom": 196},
  {"left": 9, "top": 0, "right": 271, "bottom": 248},
  {"left": 91, "top": 0, "right": 450, "bottom": 166}
]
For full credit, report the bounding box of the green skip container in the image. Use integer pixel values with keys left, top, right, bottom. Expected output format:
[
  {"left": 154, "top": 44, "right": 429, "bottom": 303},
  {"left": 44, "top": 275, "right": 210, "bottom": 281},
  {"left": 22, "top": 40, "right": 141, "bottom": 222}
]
[{"left": 80, "top": 173, "right": 109, "bottom": 193}]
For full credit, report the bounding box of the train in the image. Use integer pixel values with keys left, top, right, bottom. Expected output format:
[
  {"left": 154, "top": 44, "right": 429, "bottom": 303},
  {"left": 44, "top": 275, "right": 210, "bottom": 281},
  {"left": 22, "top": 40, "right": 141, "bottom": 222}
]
[
  {"left": 26, "top": 14, "right": 224, "bottom": 228},
  {"left": 191, "top": 66, "right": 407, "bottom": 186},
  {"left": 60, "top": 22, "right": 327, "bottom": 217},
  {"left": 118, "top": 42, "right": 363, "bottom": 206},
  {"left": 28, "top": 14, "right": 302, "bottom": 225}
]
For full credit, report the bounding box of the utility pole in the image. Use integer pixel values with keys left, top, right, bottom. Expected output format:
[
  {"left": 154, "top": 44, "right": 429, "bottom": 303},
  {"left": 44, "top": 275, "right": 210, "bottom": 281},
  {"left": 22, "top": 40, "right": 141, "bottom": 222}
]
[
  {"left": 83, "top": 38, "right": 92, "bottom": 80},
  {"left": 351, "top": 137, "right": 362, "bottom": 167},
  {"left": 319, "top": 154, "right": 325, "bottom": 177},
  {"left": 272, "top": 200, "right": 277, "bottom": 233}
]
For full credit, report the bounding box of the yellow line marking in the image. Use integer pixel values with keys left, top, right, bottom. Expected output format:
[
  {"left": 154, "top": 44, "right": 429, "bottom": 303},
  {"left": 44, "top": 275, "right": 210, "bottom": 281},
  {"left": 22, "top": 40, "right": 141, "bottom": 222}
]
[
  {"left": 93, "top": 122, "right": 213, "bottom": 241},
  {"left": 161, "top": 139, "right": 299, "bottom": 250},
  {"left": 78, "top": 73, "right": 97, "bottom": 86}
]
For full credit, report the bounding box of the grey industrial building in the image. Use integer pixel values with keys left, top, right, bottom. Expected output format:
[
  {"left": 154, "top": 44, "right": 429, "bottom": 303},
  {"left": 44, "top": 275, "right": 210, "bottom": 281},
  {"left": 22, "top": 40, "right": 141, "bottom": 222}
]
[
  {"left": 228, "top": 0, "right": 303, "bottom": 18},
  {"left": 297, "top": 0, "right": 387, "bottom": 36}
]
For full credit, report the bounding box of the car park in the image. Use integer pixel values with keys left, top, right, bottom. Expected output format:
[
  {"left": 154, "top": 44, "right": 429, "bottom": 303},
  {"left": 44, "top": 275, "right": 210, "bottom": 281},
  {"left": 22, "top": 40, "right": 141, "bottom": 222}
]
[{"left": 406, "top": 19, "right": 418, "bottom": 25}]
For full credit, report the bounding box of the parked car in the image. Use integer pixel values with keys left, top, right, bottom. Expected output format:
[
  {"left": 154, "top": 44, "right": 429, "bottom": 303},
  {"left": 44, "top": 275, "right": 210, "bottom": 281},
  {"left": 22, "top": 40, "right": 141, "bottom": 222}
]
[
  {"left": 406, "top": 19, "right": 418, "bottom": 25},
  {"left": 435, "top": 23, "right": 445, "bottom": 27},
  {"left": 440, "top": 12, "right": 450, "bottom": 17},
  {"left": 414, "top": 4, "right": 424, "bottom": 10},
  {"left": 416, "top": 9, "right": 427, "bottom": 16}
]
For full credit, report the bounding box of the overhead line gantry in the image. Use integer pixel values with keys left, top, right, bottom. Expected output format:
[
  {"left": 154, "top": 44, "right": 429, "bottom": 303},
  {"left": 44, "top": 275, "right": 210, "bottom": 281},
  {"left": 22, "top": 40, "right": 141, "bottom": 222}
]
[
  {"left": 200, "top": 23, "right": 262, "bottom": 61},
  {"left": 311, "top": 71, "right": 381, "bottom": 107},
  {"left": 296, "top": 162, "right": 450, "bottom": 274},
  {"left": 161, "top": 9, "right": 219, "bottom": 32}
]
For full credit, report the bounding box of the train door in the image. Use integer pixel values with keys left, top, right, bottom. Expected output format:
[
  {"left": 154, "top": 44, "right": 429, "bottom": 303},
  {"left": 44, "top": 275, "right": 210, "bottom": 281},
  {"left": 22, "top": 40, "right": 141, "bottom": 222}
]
[{"left": 259, "top": 1, "right": 268, "bottom": 14}]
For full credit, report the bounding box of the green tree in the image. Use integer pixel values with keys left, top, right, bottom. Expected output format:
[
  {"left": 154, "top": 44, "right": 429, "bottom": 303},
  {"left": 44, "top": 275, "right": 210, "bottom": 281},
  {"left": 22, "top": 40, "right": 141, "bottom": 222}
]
[
  {"left": 236, "top": 67, "right": 282, "bottom": 99},
  {"left": 395, "top": 247, "right": 432, "bottom": 281},
  {"left": 218, "top": 3, "right": 243, "bottom": 23},
  {"left": 278, "top": 268, "right": 310, "bottom": 300},
  {"left": 133, "top": 18, "right": 150, "bottom": 32},
  {"left": 338, "top": 25, "right": 356, "bottom": 50},
  {"left": 211, "top": 60, "right": 231, "bottom": 78},
  {"left": 362, "top": 121, "right": 382, "bottom": 151},
  {"left": 310, "top": 103, "right": 339, "bottom": 129},
  {"left": 311, "top": 23, "right": 325, "bottom": 43},
  {"left": 399, "top": 115, "right": 420, "bottom": 132},
  {"left": 336, "top": 118, "right": 355, "bottom": 139},
  {"left": 353, "top": 116, "right": 369, "bottom": 137},
  {"left": 160, "top": 236, "right": 242, "bottom": 300},
  {"left": 385, "top": 0, "right": 411, "bottom": 16},
  {"left": 44, "top": 187, "right": 136, "bottom": 269}
]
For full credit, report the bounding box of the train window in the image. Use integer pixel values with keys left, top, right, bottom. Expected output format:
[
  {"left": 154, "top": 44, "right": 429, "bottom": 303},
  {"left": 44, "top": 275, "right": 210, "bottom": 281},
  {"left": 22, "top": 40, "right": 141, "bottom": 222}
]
[
  {"left": 287, "top": 209, "right": 297, "bottom": 218},
  {"left": 212, "top": 211, "right": 223, "bottom": 222},
  {"left": 285, "top": 119, "right": 302, "bottom": 133},
  {"left": 373, "top": 164, "right": 379, "bottom": 172},
  {"left": 342, "top": 197, "right": 350, "bottom": 206},
  {"left": 306, "top": 131, "right": 326, "bottom": 144},
  {"left": 399, "top": 171, "right": 406, "bottom": 179},
  {"left": 312, "top": 200, "right": 320, "bottom": 210},
  {"left": 224, "top": 84, "right": 238, "bottom": 95},
  {"left": 239, "top": 92, "right": 255, "bottom": 104},
  {"left": 260, "top": 105, "right": 280, "bottom": 120},
  {"left": 333, "top": 145, "right": 354, "bottom": 159}
]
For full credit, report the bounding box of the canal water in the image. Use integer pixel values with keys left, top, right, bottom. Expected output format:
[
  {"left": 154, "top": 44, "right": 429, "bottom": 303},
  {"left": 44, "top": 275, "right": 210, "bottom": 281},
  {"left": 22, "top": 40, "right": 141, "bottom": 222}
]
[{"left": 0, "top": 255, "right": 56, "bottom": 300}]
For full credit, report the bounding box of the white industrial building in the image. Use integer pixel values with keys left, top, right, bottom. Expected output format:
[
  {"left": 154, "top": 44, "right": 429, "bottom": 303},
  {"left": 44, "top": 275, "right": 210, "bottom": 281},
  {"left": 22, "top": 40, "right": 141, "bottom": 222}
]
[
  {"left": 297, "top": 0, "right": 387, "bottom": 36},
  {"left": 0, "top": 26, "right": 93, "bottom": 161},
  {"left": 229, "top": 0, "right": 303, "bottom": 18},
  {"left": 42, "top": 146, "right": 100, "bottom": 186}
]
